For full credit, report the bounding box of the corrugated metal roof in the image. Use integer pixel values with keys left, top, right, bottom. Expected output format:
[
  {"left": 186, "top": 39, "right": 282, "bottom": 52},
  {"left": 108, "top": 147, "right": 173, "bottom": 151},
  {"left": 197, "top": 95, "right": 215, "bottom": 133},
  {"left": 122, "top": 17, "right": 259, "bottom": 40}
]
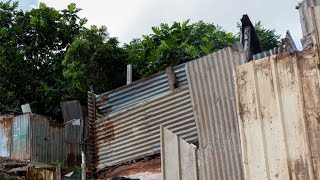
[
  {"left": 95, "top": 64, "right": 188, "bottom": 115},
  {"left": 235, "top": 49, "right": 320, "bottom": 179},
  {"left": 94, "top": 86, "right": 197, "bottom": 170},
  {"left": 186, "top": 47, "right": 247, "bottom": 180}
]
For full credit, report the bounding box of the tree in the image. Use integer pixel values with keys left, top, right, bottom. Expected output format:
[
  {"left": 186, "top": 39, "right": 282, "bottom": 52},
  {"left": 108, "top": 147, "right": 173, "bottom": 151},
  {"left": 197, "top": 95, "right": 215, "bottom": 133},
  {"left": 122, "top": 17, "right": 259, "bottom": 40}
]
[
  {"left": 62, "top": 26, "right": 127, "bottom": 103},
  {"left": 254, "top": 21, "right": 281, "bottom": 51},
  {"left": 0, "top": 1, "right": 85, "bottom": 117},
  {"left": 124, "top": 20, "right": 238, "bottom": 77}
]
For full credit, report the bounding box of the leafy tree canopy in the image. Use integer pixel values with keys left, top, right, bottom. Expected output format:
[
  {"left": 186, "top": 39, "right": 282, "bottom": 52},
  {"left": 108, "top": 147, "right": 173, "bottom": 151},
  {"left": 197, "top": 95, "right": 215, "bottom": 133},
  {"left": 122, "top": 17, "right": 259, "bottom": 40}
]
[
  {"left": 254, "top": 21, "right": 281, "bottom": 51},
  {"left": 62, "top": 25, "right": 127, "bottom": 103},
  {"left": 0, "top": 1, "right": 282, "bottom": 119},
  {"left": 0, "top": 1, "right": 85, "bottom": 117},
  {"left": 124, "top": 20, "right": 238, "bottom": 77}
]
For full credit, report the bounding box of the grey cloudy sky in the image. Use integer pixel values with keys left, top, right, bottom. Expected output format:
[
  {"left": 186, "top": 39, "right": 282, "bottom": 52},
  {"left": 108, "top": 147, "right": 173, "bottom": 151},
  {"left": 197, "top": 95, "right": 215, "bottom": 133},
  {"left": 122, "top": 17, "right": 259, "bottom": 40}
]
[{"left": 6, "top": 0, "right": 304, "bottom": 48}]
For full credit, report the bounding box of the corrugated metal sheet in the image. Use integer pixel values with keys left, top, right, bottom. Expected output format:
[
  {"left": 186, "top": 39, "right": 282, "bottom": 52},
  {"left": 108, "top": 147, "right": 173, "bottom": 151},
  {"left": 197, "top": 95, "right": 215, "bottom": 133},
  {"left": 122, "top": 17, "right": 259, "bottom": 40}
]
[
  {"left": 186, "top": 47, "right": 247, "bottom": 180},
  {"left": 298, "top": 1, "right": 320, "bottom": 49},
  {"left": 253, "top": 31, "right": 298, "bottom": 60},
  {"left": 95, "top": 64, "right": 188, "bottom": 115},
  {"left": 61, "top": 100, "right": 83, "bottom": 122},
  {"left": 161, "top": 126, "right": 199, "bottom": 180},
  {"left": 64, "top": 118, "right": 83, "bottom": 167},
  {"left": 11, "top": 114, "right": 30, "bottom": 160},
  {"left": 235, "top": 48, "right": 320, "bottom": 179},
  {"left": 94, "top": 86, "right": 197, "bottom": 170},
  {"left": 30, "top": 114, "right": 83, "bottom": 167},
  {"left": 2, "top": 113, "right": 83, "bottom": 167},
  {"left": 0, "top": 115, "right": 13, "bottom": 157},
  {"left": 29, "top": 114, "right": 64, "bottom": 165},
  {"left": 307, "top": 0, "right": 320, "bottom": 7}
]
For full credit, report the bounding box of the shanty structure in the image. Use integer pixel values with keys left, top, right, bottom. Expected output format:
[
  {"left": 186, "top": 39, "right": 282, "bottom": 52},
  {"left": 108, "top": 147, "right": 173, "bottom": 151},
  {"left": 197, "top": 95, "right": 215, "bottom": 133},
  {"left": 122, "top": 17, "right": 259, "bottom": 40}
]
[{"left": 0, "top": 113, "right": 84, "bottom": 167}]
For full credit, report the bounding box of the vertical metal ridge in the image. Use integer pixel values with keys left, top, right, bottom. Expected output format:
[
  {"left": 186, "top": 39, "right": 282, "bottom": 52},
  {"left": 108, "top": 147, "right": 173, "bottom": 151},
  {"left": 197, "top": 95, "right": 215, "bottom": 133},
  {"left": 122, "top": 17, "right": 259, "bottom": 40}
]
[
  {"left": 293, "top": 55, "right": 315, "bottom": 179},
  {"left": 186, "top": 47, "right": 247, "bottom": 179},
  {"left": 203, "top": 54, "right": 221, "bottom": 179},
  {"left": 198, "top": 55, "right": 216, "bottom": 178},
  {"left": 215, "top": 49, "right": 233, "bottom": 179},
  {"left": 211, "top": 52, "right": 227, "bottom": 179},
  {"left": 224, "top": 47, "right": 242, "bottom": 177},
  {"left": 236, "top": 49, "right": 320, "bottom": 179},
  {"left": 227, "top": 47, "right": 243, "bottom": 177},
  {"left": 251, "top": 60, "right": 272, "bottom": 180}
]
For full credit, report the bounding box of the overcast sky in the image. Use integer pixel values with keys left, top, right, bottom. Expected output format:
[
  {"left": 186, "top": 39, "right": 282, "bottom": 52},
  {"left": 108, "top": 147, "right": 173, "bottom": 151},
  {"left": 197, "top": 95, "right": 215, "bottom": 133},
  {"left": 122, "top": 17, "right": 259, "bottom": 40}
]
[{"left": 4, "top": 0, "right": 303, "bottom": 48}]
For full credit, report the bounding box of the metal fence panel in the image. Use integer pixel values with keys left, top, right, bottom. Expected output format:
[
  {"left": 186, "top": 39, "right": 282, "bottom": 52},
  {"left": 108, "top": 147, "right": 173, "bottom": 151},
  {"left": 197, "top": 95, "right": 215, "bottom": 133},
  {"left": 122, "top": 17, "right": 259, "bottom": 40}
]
[
  {"left": 0, "top": 115, "right": 13, "bottom": 157},
  {"left": 186, "top": 47, "right": 247, "bottom": 180},
  {"left": 12, "top": 114, "right": 30, "bottom": 160},
  {"left": 61, "top": 100, "right": 83, "bottom": 122},
  {"left": 94, "top": 86, "right": 197, "bottom": 170},
  {"left": 235, "top": 49, "right": 320, "bottom": 179},
  {"left": 161, "top": 126, "right": 199, "bottom": 180}
]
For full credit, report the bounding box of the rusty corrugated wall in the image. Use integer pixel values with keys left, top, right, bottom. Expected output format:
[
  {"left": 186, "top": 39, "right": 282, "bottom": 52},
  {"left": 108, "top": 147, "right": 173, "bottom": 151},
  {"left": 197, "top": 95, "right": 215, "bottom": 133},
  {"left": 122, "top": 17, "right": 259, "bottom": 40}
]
[
  {"left": 91, "top": 64, "right": 197, "bottom": 171},
  {"left": 235, "top": 48, "right": 320, "bottom": 179},
  {"left": 94, "top": 86, "right": 197, "bottom": 170},
  {"left": 0, "top": 115, "right": 13, "bottom": 157},
  {"left": 186, "top": 47, "right": 247, "bottom": 180},
  {"left": 30, "top": 114, "right": 83, "bottom": 167},
  {"left": 1, "top": 113, "right": 83, "bottom": 167}
]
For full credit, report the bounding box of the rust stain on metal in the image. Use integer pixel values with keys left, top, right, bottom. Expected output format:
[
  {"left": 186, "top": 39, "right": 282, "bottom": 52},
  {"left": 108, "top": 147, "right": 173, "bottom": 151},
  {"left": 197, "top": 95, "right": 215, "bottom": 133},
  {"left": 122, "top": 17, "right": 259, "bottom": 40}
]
[
  {"left": 102, "top": 120, "right": 115, "bottom": 142},
  {"left": 294, "top": 158, "right": 310, "bottom": 179},
  {"left": 235, "top": 48, "right": 320, "bottom": 179}
]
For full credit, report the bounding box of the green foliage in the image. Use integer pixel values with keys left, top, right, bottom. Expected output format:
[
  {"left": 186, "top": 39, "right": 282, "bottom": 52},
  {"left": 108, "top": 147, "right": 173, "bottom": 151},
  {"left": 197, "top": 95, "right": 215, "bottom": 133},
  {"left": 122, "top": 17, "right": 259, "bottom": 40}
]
[
  {"left": 0, "top": 1, "right": 85, "bottom": 118},
  {"left": 124, "top": 20, "right": 238, "bottom": 77},
  {"left": 62, "top": 26, "right": 127, "bottom": 102},
  {"left": 0, "top": 1, "right": 281, "bottom": 119},
  {"left": 51, "top": 160, "right": 65, "bottom": 169},
  {"left": 72, "top": 165, "right": 81, "bottom": 173},
  {"left": 254, "top": 21, "right": 281, "bottom": 51}
]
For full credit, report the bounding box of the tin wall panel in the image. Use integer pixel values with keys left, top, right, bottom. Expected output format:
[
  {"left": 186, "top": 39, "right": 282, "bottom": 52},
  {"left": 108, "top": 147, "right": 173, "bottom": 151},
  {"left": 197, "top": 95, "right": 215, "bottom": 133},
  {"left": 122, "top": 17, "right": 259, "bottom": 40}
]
[
  {"left": 235, "top": 49, "right": 320, "bottom": 179},
  {"left": 298, "top": 1, "right": 320, "bottom": 49},
  {"left": 5, "top": 113, "right": 83, "bottom": 167},
  {"left": 30, "top": 114, "right": 83, "bottom": 167},
  {"left": 11, "top": 114, "right": 30, "bottom": 160},
  {"left": 61, "top": 100, "right": 83, "bottom": 122},
  {"left": 0, "top": 116, "right": 13, "bottom": 157},
  {"left": 94, "top": 86, "right": 197, "bottom": 170},
  {"left": 95, "top": 64, "right": 187, "bottom": 115},
  {"left": 64, "top": 120, "right": 83, "bottom": 167},
  {"left": 161, "top": 127, "right": 199, "bottom": 180},
  {"left": 186, "top": 47, "right": 247, "bottom": 180}
]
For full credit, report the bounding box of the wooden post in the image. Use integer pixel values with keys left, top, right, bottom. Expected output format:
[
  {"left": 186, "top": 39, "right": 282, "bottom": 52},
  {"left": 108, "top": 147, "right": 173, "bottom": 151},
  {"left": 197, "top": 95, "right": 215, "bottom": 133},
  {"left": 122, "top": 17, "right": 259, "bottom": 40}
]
[
  {"left": 56, "top": 164, "right": 61, "bottom": 180},
  {"left": 166, "top": 66, "right": 177, "bottom": 91},
  {"left": 127, "top": 64, "right": 132, "bottom": 85}
]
